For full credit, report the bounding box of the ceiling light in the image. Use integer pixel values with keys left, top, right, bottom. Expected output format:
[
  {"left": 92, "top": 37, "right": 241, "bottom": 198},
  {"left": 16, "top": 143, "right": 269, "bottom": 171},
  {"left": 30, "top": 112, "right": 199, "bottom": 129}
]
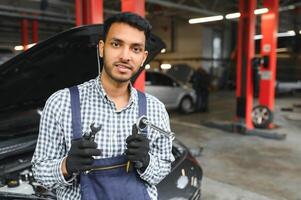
[
  {"left": 161, "top": 48, "right": 166, "bottom": 53},
  {"left": 254, "top": 8, "right": 269, "bottom": 15},
  {"left": 145, "top": 64, "right": 150, "bottom": 70},
  {"left": 254, "top": 34, "right": 263, "bottom": 40},
  {"left": 299, "top": 30, "right": 301, "bottom": 34},
  {"left": 276, "top": 48, "right": 288, "bottom": 53},
  {"left": 160, "top": 64, "right": 171, "bottom": 70},
  {"left": 277, "top": 30, "right": 295, "bottom": 37},
  {"left": 225, "top": 12, "right": 241, "bottom": 19},
  {"left": 14, "top": 45, "right": 24, "bottom": 51},
  {"left": 189, "top": 15, "right": 223, "bottom": 24},
  {"left": 14, "top": 43, "right": 36, "bottom": 51}
]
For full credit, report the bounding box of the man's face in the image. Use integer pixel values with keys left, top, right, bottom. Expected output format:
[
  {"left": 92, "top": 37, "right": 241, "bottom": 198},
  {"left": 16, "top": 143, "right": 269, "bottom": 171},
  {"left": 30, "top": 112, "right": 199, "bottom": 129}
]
[{"left": 99, "top": 22, "right": 148, "bottom": 83}]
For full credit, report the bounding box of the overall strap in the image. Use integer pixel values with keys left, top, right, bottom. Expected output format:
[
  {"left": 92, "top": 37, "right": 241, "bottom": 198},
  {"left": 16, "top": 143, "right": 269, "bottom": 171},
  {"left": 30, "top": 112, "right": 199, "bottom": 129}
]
[
  {"left": 137, "top": 90, "right": 147, "bottom": 134},
  {"left": 69, "top": 86, "right": 82, "bottom": 139}
]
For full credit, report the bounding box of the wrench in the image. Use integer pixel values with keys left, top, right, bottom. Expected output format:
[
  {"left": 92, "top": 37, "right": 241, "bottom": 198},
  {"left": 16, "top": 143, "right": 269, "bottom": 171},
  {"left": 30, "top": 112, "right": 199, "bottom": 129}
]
[
  {"left": 136, "top": 116, "right": 175, "bottom": 140},
  {"left": 83, "top": 123, "right": 102, "bottom": 141}
]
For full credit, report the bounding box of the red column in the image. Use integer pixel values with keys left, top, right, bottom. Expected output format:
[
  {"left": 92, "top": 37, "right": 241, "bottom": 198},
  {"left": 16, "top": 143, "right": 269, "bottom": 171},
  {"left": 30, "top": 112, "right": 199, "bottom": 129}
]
[
  {"left": 236, "top": 0, "right": 256, "bottom": 129},
  {"left": 21, "top": 19, "right": 29, "bottom": 51},
  {"left": 75, "top": 0, "right": 82, "bottom": 26},
  {"left": 82, "top": 0, "right": 103, "bottom": 24},
  {"left": 32, "top": 19, "right": 39, "bottom": 43},
  {"left": 259, "top": 0, "right": 279, "bottom": 120},
  {"left": 121, "top": 0, "right": 145, "bottom": 92}
]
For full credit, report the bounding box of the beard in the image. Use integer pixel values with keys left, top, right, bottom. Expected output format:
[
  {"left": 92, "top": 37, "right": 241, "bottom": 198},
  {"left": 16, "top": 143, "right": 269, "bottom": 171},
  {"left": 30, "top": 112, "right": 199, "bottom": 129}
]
[
  {"left": 102, "top": 63, "right": 132, "bottom": 83},
  {"left": 101, "top": 52, "right": 140, "bottom": 83}
]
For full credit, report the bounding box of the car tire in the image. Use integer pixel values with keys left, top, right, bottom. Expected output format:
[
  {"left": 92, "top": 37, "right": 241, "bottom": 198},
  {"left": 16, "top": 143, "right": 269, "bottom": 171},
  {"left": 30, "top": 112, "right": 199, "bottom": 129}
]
[
  {"left": 252, "top": 105, "right": 273, "bottom": 129},
  {"left": 179, "top": 96, "right": 194, "bottom": 114}
]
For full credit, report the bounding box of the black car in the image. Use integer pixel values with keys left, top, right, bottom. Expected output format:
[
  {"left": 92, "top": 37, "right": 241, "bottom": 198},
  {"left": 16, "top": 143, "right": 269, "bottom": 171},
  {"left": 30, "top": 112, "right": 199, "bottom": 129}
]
[{"left": 0, "top": 24, "right": 202, "bottom": 200}]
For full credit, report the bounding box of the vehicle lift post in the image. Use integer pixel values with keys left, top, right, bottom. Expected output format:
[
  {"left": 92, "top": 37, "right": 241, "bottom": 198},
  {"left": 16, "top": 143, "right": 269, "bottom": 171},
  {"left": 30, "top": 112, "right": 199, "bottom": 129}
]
[
  {"left": 234, "top": 0, "right": 285, "bottom": 139},
  {"left": 235, "top": 0, "right": 256, "bottom": 130},
  {"left": 21, "top": 19, "right": 29, "bottom": 51},
  {"left": 258, "top": 0, "right": 279, "bottom": 128},
  {"left": 75, "top": 0, "right": 103, "bottom": 26}
]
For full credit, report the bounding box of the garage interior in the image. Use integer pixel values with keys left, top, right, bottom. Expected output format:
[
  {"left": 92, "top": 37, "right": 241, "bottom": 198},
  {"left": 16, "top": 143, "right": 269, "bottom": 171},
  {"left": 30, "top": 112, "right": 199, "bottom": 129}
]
[{"left": 0, "top": 0, "right": 301, "bottom": 200}]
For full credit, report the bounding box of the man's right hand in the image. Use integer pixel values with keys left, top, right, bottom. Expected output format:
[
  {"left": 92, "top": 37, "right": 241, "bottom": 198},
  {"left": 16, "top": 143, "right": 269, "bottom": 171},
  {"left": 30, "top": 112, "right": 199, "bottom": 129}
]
[{"left": 65, "top": 139, "right": 101, "bottom": 176}]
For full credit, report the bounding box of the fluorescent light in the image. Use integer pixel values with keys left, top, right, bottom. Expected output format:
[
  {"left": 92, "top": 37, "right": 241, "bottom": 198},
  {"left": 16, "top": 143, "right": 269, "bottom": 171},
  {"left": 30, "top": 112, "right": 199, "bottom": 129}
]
[
  {"left": 160, "top": 64, "right": 171, "bottom": 70},
  {"left": 225, "top": 12, "right": 241, "bottom": 19},
  {"left": 254, "top": 34, "right": 263, "bottom": 40},
  {"left": 14, "top": 45, "right": 24, "bottom": 51},
  {"left": 161, "top": 48, "right": 166, "bottom": 53},
  {"left": 189, "top": 15, "right": 223, "bottom": 24},
  {"left": 254, "top": 8, "right": 269, "bottom": 15},
  {"left": 145, "top": 64, "right": 150, "bottom": 70},
  {"left": 255, "top": 30, "right": 298, "bottom": 40},
  {"left": 277, "top": 30, "right": 295, "bottom": 37},
  {"left": 14, "top": 43, "right": 36, "bottom": 51},
  {"left": 276, "top": 48, "right": 288, "bottom": 53}
]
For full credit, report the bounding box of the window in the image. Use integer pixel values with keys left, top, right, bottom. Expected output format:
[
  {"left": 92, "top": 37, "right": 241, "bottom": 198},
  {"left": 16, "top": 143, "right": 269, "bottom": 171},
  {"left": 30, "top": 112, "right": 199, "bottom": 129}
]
[{"left": 152, "top": 73, "right": 174, "bottom": 86}]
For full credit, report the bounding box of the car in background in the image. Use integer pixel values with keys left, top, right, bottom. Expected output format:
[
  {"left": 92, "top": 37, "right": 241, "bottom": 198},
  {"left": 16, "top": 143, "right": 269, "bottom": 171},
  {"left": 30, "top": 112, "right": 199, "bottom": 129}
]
[
  {"left": 276, "top": 80, "right": 301, "bottom": 95},
  {"left": 146, "top": 71, "right": 196, "bottom": 113},
  {"left": 0, "top": 24, "right": 202, "bottom": 200}
]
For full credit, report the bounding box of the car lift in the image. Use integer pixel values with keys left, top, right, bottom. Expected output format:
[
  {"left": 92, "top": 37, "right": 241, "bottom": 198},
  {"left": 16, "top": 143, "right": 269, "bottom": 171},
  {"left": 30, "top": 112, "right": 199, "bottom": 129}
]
[{"left": 205, "top": 0, "right": 286, "bottom": 140}]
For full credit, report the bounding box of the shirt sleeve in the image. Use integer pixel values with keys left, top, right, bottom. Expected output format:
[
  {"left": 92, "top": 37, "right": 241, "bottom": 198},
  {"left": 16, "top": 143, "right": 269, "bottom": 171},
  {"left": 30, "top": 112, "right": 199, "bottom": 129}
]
[
  {"left": 138, "top": 103, "right": 175, "bottom": 185},
  {"left": 31, "top": 90, "right": 72, "bottom": 190}
]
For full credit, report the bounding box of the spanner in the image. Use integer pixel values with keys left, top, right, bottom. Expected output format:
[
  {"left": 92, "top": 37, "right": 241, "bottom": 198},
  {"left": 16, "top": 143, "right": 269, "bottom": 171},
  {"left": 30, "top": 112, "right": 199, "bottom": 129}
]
[{"left": 83, "top": 123, "right": 102, "bottom": 141}]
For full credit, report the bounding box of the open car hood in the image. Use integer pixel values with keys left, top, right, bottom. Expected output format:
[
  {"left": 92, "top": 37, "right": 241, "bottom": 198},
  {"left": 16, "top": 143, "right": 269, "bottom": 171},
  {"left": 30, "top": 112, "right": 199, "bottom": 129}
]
[{"left": 0, "top": 24, "right": 165, "bottom": 112}]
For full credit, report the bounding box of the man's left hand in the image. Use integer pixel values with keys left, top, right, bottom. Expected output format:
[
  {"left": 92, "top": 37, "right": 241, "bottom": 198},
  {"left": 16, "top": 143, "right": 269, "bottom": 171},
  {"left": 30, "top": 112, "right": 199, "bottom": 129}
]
[{"left": 125, "top": 134, "right": 150, "bottom": 172}]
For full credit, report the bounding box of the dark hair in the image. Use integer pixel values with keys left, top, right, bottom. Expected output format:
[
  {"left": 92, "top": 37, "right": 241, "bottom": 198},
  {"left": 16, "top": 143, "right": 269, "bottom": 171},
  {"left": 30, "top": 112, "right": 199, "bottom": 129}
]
[{"left": 103, "top": 12, "right": 152, "bottom": 43}]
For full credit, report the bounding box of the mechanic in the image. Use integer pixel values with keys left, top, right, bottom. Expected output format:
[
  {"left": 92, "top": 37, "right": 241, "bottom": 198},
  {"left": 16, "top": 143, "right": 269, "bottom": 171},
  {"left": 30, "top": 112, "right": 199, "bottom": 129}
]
[
  {"left": 32, "top": 12, "right": 174, "bottom": 200},
  {"left": 191, "top": 66, "right": 211, "bottom": 112}
]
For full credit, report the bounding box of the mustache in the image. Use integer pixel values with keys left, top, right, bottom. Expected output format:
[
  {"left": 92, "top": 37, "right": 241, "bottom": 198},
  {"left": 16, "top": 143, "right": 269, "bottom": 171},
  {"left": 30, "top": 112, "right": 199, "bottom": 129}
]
[{"left": 114, "top": 62, "right": 132, "bottom": 69}]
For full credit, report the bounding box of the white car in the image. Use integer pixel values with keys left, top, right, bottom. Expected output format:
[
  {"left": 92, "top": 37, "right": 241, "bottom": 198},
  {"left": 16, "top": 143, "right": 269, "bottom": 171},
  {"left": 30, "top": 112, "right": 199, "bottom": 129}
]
[{"left": 145, "top": 71, "right": 196, "bottom": 113}]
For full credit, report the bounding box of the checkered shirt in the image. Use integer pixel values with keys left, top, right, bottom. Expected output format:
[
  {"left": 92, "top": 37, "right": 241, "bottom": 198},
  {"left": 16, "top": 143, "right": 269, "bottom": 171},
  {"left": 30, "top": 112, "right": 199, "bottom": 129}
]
[{"left": 32, "top": 76, "right": 174, "bottom": 200}]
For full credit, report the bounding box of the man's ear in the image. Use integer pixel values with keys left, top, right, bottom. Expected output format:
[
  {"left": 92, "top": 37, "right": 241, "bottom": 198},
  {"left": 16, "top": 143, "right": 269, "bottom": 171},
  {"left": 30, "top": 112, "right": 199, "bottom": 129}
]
[
  {"left": 98, "top": 40, "right": 104, "bottom": 58},
  {"left": 141, "top": 50, "right": 148, "bottom": 67}
]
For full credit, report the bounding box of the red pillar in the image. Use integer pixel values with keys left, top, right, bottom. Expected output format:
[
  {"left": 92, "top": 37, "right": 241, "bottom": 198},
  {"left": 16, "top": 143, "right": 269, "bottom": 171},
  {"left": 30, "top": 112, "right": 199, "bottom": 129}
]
[
  {"left": 259, "top": 0, "right": 279, "bottom": 121},
  {"left": 236, "top": 0, "right": 256, "bottom": 129},
  {"left": 21, "top": 19, "right": 29, "bottom": 51},
  {"left": 121, "top": 0, "right": 145, "bottom": 92},
  {"left": 75, "top": 0, "right": 82, "bottom": 26},
  {"left": 32, "top": 19, "right": 39, "bottom": 43},
  {"left": 81, "top": 0, "right": 103, "bottom": 24}
]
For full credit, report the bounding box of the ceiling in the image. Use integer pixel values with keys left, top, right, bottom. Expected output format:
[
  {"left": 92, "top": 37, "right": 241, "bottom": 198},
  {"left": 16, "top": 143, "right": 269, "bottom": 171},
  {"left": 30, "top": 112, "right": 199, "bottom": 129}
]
[{"left": 0, "top": 0, "right": 300, "bottom": 47}]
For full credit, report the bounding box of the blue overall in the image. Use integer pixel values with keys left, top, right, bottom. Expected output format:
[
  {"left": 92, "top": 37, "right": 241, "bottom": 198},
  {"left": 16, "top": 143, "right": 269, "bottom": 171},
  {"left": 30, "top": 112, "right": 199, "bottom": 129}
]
[{"left": 69, "top": 86, "right": 151, "bottom": 200}]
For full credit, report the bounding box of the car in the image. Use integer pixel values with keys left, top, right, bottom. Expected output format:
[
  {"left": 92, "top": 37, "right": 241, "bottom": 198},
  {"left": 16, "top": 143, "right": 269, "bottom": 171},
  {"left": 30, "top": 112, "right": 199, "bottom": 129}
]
[
  {"left": 0, "top": 24, "right": 202, "bottom": 200},
  {"left": 276, "top": 80, "right": 301, "bottom": 95},
  {"left": 146, "top": 71, "right": 196, "bottom": 113}
]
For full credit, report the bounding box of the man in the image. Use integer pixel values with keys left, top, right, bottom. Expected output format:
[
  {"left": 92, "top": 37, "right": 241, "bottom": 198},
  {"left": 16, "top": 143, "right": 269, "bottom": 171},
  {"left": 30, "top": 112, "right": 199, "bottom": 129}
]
[
  {"left": 32, "top": 12, "right": 174, "bottom": 200},
  {"left": 191, "top": 66, "right": 210, "bottom": 112}
]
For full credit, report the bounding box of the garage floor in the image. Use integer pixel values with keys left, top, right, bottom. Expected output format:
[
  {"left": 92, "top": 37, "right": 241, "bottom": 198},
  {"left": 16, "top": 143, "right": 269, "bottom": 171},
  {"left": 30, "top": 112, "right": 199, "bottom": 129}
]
[{"left": 169, "top": 91, "right": 301, "bottom": 200}]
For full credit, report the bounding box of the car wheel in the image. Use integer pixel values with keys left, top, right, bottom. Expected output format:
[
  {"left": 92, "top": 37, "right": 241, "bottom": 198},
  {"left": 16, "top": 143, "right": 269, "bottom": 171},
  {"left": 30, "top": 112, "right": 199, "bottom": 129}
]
[
  {"left": 180, "top": 96, "right": 194, "bottom": 113},
  {"left": 252, "top": 105, "right": 273, "bottom": 129}
]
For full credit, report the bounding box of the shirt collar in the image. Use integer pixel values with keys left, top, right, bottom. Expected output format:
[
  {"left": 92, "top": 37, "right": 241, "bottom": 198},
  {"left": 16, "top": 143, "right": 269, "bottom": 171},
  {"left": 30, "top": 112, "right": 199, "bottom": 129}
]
[{"left": 94, "top": 75, "right": 138, "bottom": 107}]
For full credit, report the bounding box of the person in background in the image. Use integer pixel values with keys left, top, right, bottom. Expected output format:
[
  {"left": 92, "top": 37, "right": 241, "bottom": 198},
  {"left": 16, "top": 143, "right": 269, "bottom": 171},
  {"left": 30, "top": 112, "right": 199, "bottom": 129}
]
[{"left": 191, "top": 66, "right": 211, "bottom": 112}]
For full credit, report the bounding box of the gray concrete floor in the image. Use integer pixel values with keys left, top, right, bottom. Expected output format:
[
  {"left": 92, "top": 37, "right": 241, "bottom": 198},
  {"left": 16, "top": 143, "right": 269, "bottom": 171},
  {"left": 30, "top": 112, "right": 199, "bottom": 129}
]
[{"left": 168, "top": 91, "right": 301, "bottom": 200}]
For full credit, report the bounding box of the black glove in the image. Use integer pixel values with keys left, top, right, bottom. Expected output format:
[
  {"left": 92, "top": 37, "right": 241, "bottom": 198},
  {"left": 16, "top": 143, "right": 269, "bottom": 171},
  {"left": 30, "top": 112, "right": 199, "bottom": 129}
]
[
  {"left": 125, "top": 134, "right": 150, "bottom": 172},
  {"left": 66, "top": 138, "right": 101, "bottom": 175}
]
